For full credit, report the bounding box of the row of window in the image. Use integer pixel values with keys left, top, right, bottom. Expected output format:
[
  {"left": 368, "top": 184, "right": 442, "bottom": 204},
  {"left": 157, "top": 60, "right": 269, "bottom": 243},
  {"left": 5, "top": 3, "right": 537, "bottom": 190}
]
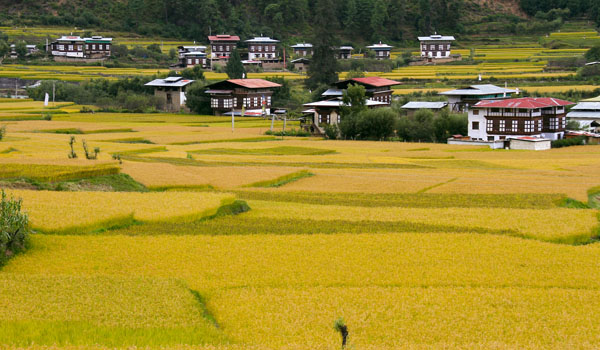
[
  {"left": 371, "top": 95, "right": 391, "bottom": 103},
  {"left": 318, "top": 114, "right": 340, "bottom": 124},
  {"left": 250, "top": 45, "right": 277, "bottom": 52},
  {"left": 422, "top": 44, "right": 451, "bottom": 51},
  {"left": 210, "top": 96, "right": 272, "bottom": 108},
  {"left": 55, "top": 44, "right": 110, "bottom": 51},
  {"left": 212, "top": 45, "right": 233, "bottom": 52},
  {"left": 251, "top": 53, "right": 276, "bottom": 58},
  {"left": 187, "top": 58, "right": 206, "bottom": 66}
]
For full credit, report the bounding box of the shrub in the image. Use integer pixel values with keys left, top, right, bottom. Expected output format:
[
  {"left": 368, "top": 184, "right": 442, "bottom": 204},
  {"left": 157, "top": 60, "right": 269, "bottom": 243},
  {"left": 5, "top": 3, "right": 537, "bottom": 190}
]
[
  {"left": 265, "top": 128, "right": 310, "bottom": 137},
  {"left": 0, "top": 190, "right": 29, "bottom": 265},
  {"left": 552, "top": 136, "right": 585, "bottom": 148},
  {"left": 0, "top": 125, "right": 5, "bottom": 141},
  {"left": 324, "top": 124, "right": 339, "bottom": 140}
]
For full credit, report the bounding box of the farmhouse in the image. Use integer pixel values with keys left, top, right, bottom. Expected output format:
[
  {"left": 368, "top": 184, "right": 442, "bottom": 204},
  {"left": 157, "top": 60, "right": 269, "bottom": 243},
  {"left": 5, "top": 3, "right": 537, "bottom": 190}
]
[
  {"left": 338, "top": 46, "right": 354, "bottom": 59},
  {"left": 468, "top": 97, "right": 573, "bottom": 141},
  {"left": 144, "top": 76, "right": 194, "bottom": 113},
  {"left": 302, "top": 99, "right": 388, "bottom": 134},
  {"left": 567, "top": 95, "right": 600, "bottom": 131},
  {"left": 204, "top": 79, "right": 282, "bottom": 116},
  {"left": 49, "top": 35, "right": 112, "bottom": 61},
  {"left": 401, "top": 101, "right": 448, "bottom": 116},
  {"left": 330, "top": 77, "right": 401, "bottom": 105},
  {"left": 9, "top": 44, "right": 38, "bottom": 58},
  {"left": 208, "top": 34, "right": 240, "bottom": 60},
  {"left": 291, "top": 43, "right": 313, "bottom": 57},
  {"left": 418, "top": 34, "right": 455, "bottom": 60},
  {"left": 290, "top": 58, "right": 310, "bottom": 72},
  {"left": 366, "top": 42, "right": 392, "bottom": 60},
  {"left": 177, "top": 45, "right": 207, "bottom": 69},
  {"left": 246, "top": 36, "right": 280, "bottom": 60},
  {"left": 439, "top": 84, "right": 516, "bottom": 112}
]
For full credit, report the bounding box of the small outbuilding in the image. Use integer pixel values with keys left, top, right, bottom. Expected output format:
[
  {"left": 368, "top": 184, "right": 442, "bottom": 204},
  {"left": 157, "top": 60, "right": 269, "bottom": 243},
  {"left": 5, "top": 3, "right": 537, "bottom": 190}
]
[
  {"left": 144, "top": 76, "right": 194, "bottom": 112},
  {"left": 290, "top": 58, "right": 310, "bottom": 72},
  {"left": 509, "top": 136, "right": 551, "bottom": 151}
]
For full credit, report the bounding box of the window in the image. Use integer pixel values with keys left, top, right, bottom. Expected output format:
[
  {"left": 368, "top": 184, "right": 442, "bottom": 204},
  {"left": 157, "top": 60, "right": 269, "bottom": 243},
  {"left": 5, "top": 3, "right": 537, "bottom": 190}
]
[
  {"left": 438, "top": 45, "right": 443, "bottom": 50},
  {"left": 549, "top": 118, "right": 558, "bottom": 130},
  {"left": 250, "top": 46, "right": 254, "bottom": 51},
  {"left": 226, "top": 46, "right": 230, "bottom": 51},
  {"left": 223, "top": 99, "right": 233, "bottom": 108},
  {"left": 68, "top": 45, "right": 73, "bottom": 51},
  {"left": 58, "top": 45, "right": 64, "bottom": 50},
  {"left": 561, "top": 117, "right": 566, "bottom": 128},
  {"left": 187, "top": 58, "right": 192, "bottom": 65},
  {"left": 499, "top": 120, "right": 505, "bottom": 132},
  {"left": 243, "top": 98, "right": 250, "bottom": 107},
  {"left": 472, "top": 121, "right": 479, "bottom": 130},
  {"left": 486, "top": 119, "right": 493, "bottom": 132},
  {"left": 77, "top": 45, "right": 82, "bottom": 51},
  {"left": 524, "top": 120, "right": 534, "bottom": 133},
  {"left": 430, "top": 44, "right": 435, "bottom": 50},
  {"left": 267, "top": 96, "right": 271, "bottom": 106},
  {"left": 85, "top": 44, "right": 89, "bottom": 50},
  {"left": 491, "top": 108, "right": 500, "bottom": 113},
  {"left": 195, "top": 58, "right": 200, "bottom": 64},
  {"left": 319, "top": 114, "right": 330, "bottom": 124},
  {"left": 219, "top": 45, "right": 223, "bottom": 51},
  {"left": 92, "top": 44, "right": 96, "bottom": 50},
  {"left": 512, "top": 120, "right": 518, "bottom": 132},
  {"left": 213, "top": 46, "right": 217, "bottom": 51},
  {"left": 253, "top": 97, "right": 259, "bottom": 106},
  {"left": 211, "top": 99, "right": 219, "bottom": 108},
  {"left": 98, "top": 44, "right": 103, "bottom": 50},
  {"left": 487, "top": 136, "right": 495, "bottom": 141},
  {"left": 537, "top": 119, "right": 542, "bottom": 131},
  {"left": 106, "top": 44, "right": 110, "bottom": 51},
  {"left": 272, "top": 45, "right": 276, "bottom": 51},
  {"left": 472, "top": 109, "right": 479, "bottom": 115}
]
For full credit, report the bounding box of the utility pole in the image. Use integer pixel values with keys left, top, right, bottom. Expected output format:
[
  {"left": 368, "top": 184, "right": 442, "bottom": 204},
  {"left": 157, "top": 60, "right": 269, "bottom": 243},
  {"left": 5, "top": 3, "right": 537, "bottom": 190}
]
[
  {"left": 52, "top": 81, "right": 55, "bottom": 106},
  {"left": 231, "top": 108, "right": 235, "bottom": 133}
]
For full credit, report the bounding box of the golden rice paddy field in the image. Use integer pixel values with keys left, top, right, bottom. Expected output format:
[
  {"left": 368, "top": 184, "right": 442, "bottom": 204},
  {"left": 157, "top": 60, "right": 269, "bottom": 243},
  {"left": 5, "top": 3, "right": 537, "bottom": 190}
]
[{"left": 1, "top": 93, "right": 600, "bottom": 349}]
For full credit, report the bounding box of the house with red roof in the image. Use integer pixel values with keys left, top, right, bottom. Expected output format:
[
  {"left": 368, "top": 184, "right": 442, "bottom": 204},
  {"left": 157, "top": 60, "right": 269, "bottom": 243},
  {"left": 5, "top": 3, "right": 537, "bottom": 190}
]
[
  {"left": 208, "top": 34, "right": 240, "bottom": 60},
  {"left": 330, "top": 77, "right": 401, "bottom": 105},
  {"left": 204, "top": 79, "right": 282, "bottom": 116},
  {"left": 468, "top": 97, "right": 574, "bottom": 141}
]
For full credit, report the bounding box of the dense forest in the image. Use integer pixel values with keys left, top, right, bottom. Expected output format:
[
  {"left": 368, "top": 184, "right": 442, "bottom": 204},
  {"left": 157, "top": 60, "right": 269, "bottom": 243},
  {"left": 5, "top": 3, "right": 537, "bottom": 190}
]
[{"left": 1, "top": 0, "right": 599, "bottom": 43}]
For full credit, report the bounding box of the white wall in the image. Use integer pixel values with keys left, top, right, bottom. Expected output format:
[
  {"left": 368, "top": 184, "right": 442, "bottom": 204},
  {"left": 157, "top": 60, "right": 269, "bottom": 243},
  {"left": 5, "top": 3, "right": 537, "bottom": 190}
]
[{"left": 468, "top": 110, "right": 488, "bottom": 140}]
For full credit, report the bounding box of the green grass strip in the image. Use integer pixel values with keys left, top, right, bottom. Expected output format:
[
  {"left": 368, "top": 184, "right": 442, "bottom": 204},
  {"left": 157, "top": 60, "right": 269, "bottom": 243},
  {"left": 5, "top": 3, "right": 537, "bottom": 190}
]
[
  {"left": 234, "top": 191, "right": 566, "bottom": 209},
  {"left": 588, "top": 186, "right": 600, "bottom": 209},
  {"left": 0, "top": 147, "right": 18, "bottom": 154},
  {"left": 189, "top": 146, "right": 335, "bottom": 156},
  {"left": 169, "top": 136, "right": 277, "bottom": 145},
  {"left": 35, "top": 128, "right": 135, "bottom": 135},
  {"left": 149, "top": 184, "right": 215, "bottom": 192},
  {"left": 417, "top": 177, "right": 459, "bottom": 194},
  {"left": 245, "top": 170, "right": 314, "bottom": 188},
  {"left": 100, "top": 137, "right": 154, "bottom": 144},
  {"left": 122, "top": 155, "right": 429, "bottom": 169},
  {"left": 111, "top": 146, "right": 167, "bottom": 156}
]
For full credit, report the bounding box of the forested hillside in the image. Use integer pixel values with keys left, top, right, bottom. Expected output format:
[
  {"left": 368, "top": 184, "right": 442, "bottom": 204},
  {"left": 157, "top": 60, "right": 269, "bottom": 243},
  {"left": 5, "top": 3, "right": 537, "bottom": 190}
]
[{"left": 1, "top": 0, "right": 598, "bottom": 43}]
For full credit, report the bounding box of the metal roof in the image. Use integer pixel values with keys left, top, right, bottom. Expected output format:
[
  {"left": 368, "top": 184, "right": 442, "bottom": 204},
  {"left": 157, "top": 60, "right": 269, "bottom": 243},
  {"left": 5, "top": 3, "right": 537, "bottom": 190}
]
[
  {"left": 571, "top": 102, "right": 600, "bottom": 110},
  {"left": 303, "top": 99, "right": 387, "bottom": 108},
  {"left": 401, "top": 101, "right": 448, "bottom": 109},
  {"left": 246, "top": 37, "right": 280, "bottom": 43},
  {"left": 183, "top": 51, "right": 206, "bottom": 56},
  {"left": 339, "top": 46, "right": 354, "bottom": 50},
  {"left": 566, "top": 111, "right": 600, "bottom": 118},
  {"left": 439, "top": 84, "right": 516, "bottom": 96},
  {"left": 366, "top": 42, "right": 392, "bottom": 49},
  {"left": 205, "top": 79, "right": 282, "bottom": 90},
  {"left": 290, "top": 58, "right": 310, "bottom": 63},
  {"left": 145, "top": 77, "right": 194, "bottom": 87},
  {"left": 583, "top": 95, "right": 600, "bottom": 102},
  {"left": 322, "top": 89, "right": 343, "bottom": 96},
  {"left": 291, "top": 43, "right": 313, "bottom": 48},
  {"left": 418, "top": 34, "right": 455, "bottom": 41},
  {"left": 56, "top": 36, "right": 84, "bottom": 42},
  {"left": 208, "top": 35, "right": 240, "bottom": 41},
  {"left": 474, "top": 97, "right": 573, "bottom": 109}
]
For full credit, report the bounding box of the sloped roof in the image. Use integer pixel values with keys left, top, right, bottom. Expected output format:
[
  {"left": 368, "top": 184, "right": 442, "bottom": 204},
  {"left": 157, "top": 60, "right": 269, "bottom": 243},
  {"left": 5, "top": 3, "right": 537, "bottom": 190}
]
[
  {"left": 291, "top": 43, "right": 313, "bottom": 48},
  {"left": 205, "top": 79, "right": 282, "bottom": 91},
  {"left": 402, "top": 101, "right": 448, "bottom": 109},
  {"left": 208, "top": 35, "right": 240, "bottom": 41},
  {"left": 145, "top": 77, "right": 194, "bottom": 87},
  {"left": 571, "top": 102, "right": 600, "bottom": 110},
  {"left": 366, "top": 42, "right": 393, "bottom": 50},
  {"left": 346, "top": 77, "right": 401, "bottom": 87},
  {"left": 583, "top": 95, "right": 600, "bottom": 102},
  {"left": 474, "top": 97, "right": 573, "bottom": 109},
  {"left": 439, "top": 84, "right": 516, "bottom": 96},
  {"left": 418, "top": 34, "right": 455, "bottom": 41},
  {"left": 246, "top": 37, "right": 280, "bottom": 43},
  {"left": 303, "top": 99, "right": 387, "bottom": 108}
]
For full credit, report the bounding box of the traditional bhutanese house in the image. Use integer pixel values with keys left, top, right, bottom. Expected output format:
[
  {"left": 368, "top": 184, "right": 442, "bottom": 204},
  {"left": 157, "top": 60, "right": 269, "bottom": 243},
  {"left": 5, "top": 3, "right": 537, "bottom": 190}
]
[
  {"left": 332, "top": 77, "right": 401, "bottom": 105},
  {"left": 208, "top": 34, "right": 240, "bottom": 60},
  {"left": 418, "top": 34, "right": 455, "bottom": 60},
  {"left": 401, "top": 101, "right": 448, "bottom": 116},
  {"left": 366, "top": 42, "right": 392, "bottom": 60},
  {"left": 144, "top": 77, "right": 194, "bottom": 113},
  {"left": 567, "top": 95, "right": 600, "bottom": 131},
  {"left": 291, "top": 58, "right": 310, "bottom": 72},
  {"left": 204, "top": 79, "right": 282, "bottom": 116},
  {"left": 178, "top": 46, "right": 207, "bottom": 69},
  {"left": 246, "top": 36, "right": 280, "bottom": 60},
  {"left": 49, "top": 35, "right": 112, "bottom": 60},
  {"left": 302, "top": 99, "right": 387, "bottom": 135},
  {"left": 10, "top": 44, "right": 38, "bottom": 58},
  {"left": 468, "top": 97, "right": 573, "bottom": 142},
  {"left": 291, "top": 43, "right": 313, "bottom": 57},
  {"left": 439, "top": 84, "right": 516, "bottom": 112},
  {"left": 338, "top": 46, "right": 354, "bottom": 59}
]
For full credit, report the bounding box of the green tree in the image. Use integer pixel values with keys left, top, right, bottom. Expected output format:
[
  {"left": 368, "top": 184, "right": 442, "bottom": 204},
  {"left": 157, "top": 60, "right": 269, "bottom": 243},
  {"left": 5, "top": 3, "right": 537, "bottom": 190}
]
[
  {"left": 185, "top": 81, "right": 212, "bottom": 115},
  {"left": 357, "top": 108, "right": 397, "bottom": 140},
  {"left": 585, "top": 45, "right": 600, "bottom": 62},
  {"left": 0, "top": 40, "right": 9, "bottom": 58},
  {"left": 341, "top": 83, "right": 367, "bottom": 116},
  {"left": 14, "top": 41, "right": 27, "bottom": 58},
  {"left": 306, "top": 0, "right": 339, "bottom": 89},
  {"left": 370, "top": 0, "right": 388, "bottom": 40},
  {"left": 225, "top": 49, "right": 245, "bottom": 79},
  {"left": 1, "top": 190, "right": 29, "bottom": 266}
]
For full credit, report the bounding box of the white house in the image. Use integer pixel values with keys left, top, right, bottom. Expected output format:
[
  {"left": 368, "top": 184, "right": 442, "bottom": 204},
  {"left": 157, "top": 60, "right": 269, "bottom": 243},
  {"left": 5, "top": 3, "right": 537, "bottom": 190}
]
[
  {"left": 366, "top": 42, "right": 392, "bottom": 60},
  {"left": 418, "top": 34, "right": 455, "bottom": 59},
  {"left": 567, "top": 95, "right": 600, "bottom": 131},
  {"left": 246, "top": 37, "right": 280, "bottom": 60}
]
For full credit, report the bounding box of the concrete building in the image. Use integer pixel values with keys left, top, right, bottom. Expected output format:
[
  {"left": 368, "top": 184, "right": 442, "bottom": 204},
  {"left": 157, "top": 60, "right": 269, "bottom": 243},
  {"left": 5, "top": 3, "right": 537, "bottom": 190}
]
[
  {"left": 144, "top": 77, "right": 194, "bottom": 112},
  {"left": 338, "top": 46, "right": 354, "bottom": 59},
  {"left": 439, "top": 84, "right": 516, "bottom": 112}
]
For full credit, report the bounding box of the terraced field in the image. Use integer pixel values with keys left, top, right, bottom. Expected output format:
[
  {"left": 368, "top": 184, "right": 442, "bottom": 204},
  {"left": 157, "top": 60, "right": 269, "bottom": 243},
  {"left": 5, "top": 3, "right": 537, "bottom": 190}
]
[{"left": 1, "top": 95, "right": 600, "bottom": 349}]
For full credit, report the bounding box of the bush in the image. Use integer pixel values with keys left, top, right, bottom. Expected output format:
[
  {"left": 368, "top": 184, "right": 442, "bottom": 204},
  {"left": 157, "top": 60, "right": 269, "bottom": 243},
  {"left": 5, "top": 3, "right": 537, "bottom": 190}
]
[
  {"left": 323, "top": 124, "right": 339, "bottom": 140},
  {"left": 0, "top": 190, "right": 29, "bottom": 265},
  {"left": 265, "top": 128, "right": 310, "bottom": 137},
  {"left": 552, "top": 136, "right": 585, "bottom": 148},
  {"left": 0, "top": 125, "right": 5, "bottom": 140}
]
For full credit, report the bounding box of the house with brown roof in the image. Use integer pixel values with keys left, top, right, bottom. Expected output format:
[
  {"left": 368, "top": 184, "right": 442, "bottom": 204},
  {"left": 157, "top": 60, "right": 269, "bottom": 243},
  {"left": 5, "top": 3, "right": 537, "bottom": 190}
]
[
  {"left": 204, "top": 79, "right": 282, "bottom": 116},
  {"left": 208, "top": 34, "right": 240, "bottom": 60}
]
